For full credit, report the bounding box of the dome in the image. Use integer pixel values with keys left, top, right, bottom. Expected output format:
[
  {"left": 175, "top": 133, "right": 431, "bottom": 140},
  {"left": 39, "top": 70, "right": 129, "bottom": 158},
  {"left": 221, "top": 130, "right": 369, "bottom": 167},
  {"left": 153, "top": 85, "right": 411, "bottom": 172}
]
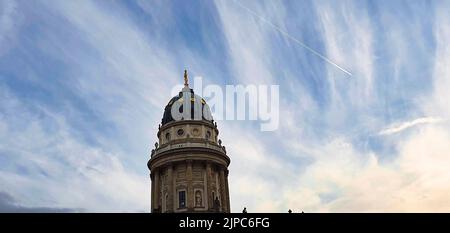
[{"left": 161, "top": 88, "right": 213, "bottom": 125}]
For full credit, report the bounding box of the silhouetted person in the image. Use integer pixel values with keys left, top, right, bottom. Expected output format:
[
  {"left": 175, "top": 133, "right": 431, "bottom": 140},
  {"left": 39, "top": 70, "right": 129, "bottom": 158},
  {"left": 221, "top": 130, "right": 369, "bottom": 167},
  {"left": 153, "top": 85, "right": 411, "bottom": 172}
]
[
  {"left": 214, "top": 196, "right": 221, "bottom": 212},
  {"left": 288, "top": 209, "right": 292, "bottom": 213},
  {"left": 242, "top": 207, "right": 247, "bottom": 213}
]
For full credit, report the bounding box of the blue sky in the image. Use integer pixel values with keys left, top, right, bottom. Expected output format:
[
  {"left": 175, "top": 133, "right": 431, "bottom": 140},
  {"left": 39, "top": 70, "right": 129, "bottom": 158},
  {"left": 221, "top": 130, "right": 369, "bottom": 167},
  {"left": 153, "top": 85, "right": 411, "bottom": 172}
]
[{"left": 1, "top": 0, "right": 450, "bottom": 212}]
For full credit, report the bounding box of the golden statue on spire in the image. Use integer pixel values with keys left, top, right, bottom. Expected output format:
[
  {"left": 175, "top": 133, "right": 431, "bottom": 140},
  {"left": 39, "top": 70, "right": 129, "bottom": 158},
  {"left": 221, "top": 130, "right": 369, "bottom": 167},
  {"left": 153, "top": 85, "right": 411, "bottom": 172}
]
[{"left": 184, "top": 69, "right": 188, "bottom": 87}]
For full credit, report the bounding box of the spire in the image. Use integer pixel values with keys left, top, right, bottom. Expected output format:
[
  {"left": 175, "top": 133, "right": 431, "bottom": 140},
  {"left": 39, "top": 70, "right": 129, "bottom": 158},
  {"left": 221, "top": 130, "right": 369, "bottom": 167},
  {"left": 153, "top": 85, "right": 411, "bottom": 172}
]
[{"left": 184, "top": 69, "right": 189, "bottom": 87}]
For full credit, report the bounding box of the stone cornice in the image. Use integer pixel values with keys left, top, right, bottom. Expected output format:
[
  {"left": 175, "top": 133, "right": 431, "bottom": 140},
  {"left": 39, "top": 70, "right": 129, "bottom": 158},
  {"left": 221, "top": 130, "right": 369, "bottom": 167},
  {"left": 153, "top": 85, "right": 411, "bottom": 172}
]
[{"left": 148, "top": 146, "right": 230, "bottom": 171}]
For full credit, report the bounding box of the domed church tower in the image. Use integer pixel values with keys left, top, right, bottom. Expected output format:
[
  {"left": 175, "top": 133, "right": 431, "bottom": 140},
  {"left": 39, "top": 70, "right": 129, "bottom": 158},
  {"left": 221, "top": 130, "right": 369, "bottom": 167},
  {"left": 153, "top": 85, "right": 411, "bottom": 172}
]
[{"left": 148, "top": 70, "right": 231, "bottom": 213}]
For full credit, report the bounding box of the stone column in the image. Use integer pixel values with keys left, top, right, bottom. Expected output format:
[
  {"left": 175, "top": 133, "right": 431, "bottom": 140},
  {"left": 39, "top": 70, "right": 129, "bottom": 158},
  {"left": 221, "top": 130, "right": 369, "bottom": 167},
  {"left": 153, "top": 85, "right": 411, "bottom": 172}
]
[
  {"left": 153, "top": 169, "right": 160, "bottom": 212},
  {"left": 219, "top": 167, "right": 227, "bottom": 212},
  {"left": 187, "top": 160, "right": 194, "bottom": 210},
  {"left": 167, "top": 164, "right": 174, "bottom": 212},
  {"left": 206, "top": 162, "right": 213, "bottom": 211},
  {"left": 150, "top": 173, "right": 154, "bottom": 211},
  {"left": 225, "top": 169, "right": 230, "bottom": 212}
]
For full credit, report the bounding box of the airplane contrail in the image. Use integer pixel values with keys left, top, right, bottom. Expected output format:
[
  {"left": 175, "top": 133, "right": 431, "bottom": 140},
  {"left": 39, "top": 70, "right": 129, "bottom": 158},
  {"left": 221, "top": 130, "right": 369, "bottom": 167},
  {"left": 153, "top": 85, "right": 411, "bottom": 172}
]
[{"left": 231, "top": 0, "right": 353, "bottom": 77}]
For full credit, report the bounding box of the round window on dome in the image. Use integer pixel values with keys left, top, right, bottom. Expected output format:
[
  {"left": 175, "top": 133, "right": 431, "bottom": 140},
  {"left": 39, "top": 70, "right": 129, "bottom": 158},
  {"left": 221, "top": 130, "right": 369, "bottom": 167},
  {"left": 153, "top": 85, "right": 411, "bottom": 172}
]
[{"left": 177, "top": 129, "right": 185, "bottom": 137}]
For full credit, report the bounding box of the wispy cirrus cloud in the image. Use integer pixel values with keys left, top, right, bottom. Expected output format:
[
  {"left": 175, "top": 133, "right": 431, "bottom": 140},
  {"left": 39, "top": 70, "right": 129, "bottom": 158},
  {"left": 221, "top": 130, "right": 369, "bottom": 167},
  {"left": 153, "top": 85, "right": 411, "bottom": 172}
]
[
  {"left": 0, "top": 0, "right": 22, "bottom": 56},
  {"left": 0, "top": 86, "right": 149, "bottom": 211},
  {"left": 0, "top": 191, "right": 82, "bottom": 213},
  {"left": 214, "top": 0, "right": 450, "bottom": 213},
  {"left": 379, "top": 117, "right": 444, "bottom": 135}
]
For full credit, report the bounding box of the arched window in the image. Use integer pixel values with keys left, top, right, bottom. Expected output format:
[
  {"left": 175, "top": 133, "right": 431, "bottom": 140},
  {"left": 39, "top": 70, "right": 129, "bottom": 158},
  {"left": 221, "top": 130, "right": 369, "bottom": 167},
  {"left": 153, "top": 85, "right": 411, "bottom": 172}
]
[
  {"left": 195, "top": 190, "right": 202, "bottom": 207},
  {"left": 163, "top": 193, "right": 168, "bottom": 212},
  {"left": 178, "top": 191, "right": 186, "bottom": 208}
]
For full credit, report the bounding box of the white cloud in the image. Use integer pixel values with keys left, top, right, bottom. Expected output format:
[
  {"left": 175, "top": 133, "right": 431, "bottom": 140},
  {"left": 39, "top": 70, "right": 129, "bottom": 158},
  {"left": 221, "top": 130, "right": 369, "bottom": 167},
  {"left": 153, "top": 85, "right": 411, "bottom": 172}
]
[
  {"left": 429, "top": 5, "right": 450, "bottom": 118},
  {"left": 0, "top": 0, "right": 22, "bottom": 56},
  {"left": 215, "top": 0, "right": 282, "bottom": 85},
  {"left": 379, "top": 117, "right": 444, "bottom": 135},
  {"left": 231, "top": 123, "right": 449, "bottom": 213},
  {"left": 0, "top": 86, "right": 149, "bottom": 211},
  {"left": 217, "top": 1, "right": 450, "bottom": 213}
]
